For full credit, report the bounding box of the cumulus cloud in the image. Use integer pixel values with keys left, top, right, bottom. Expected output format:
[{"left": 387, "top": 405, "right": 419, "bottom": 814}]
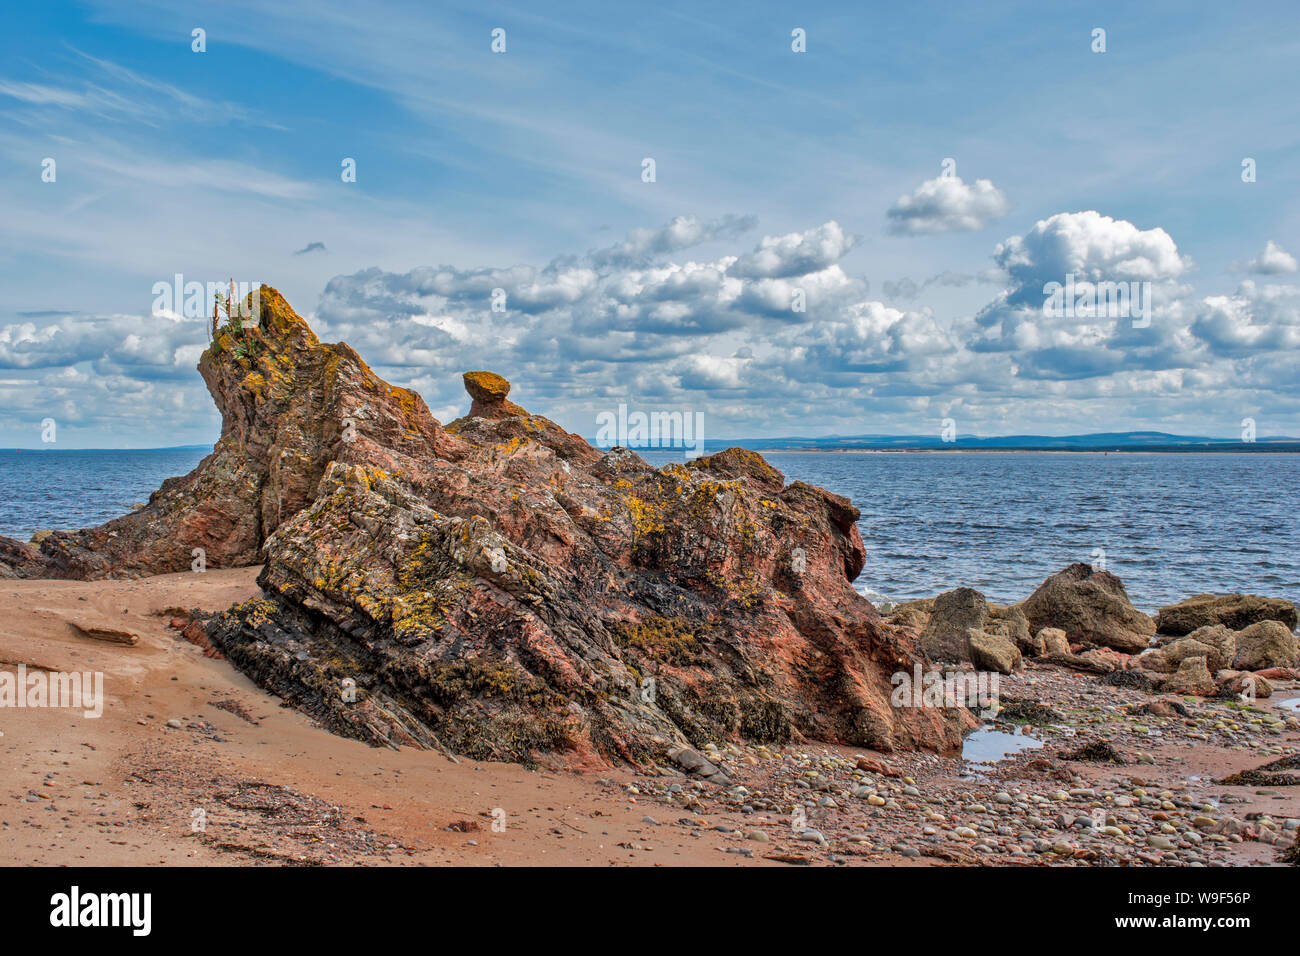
[
  {"left": 294, "top": 241, "right": 327, "bottom": 255},
  {"left": 886, "top": 176, "right": 1009, "bottom": 235},
  {"left": 730, "top": 221, "right": 857, "bottom": 278},
  {"left": 296, "top": 211, "right": 1300, "bottom": 435},
  {"left": 1192, "top": 281, "right": 1300, "bottom": 357},
  {"left": 0, "top": 312, "right": 206, "bottom": 376},
  {"left": 970, "top": 211, "right": 1195, "bottom": 376},
  {"left": 7, "top": 211, "right": 1300, "bottom": 445},
  {"left": 1246, "top": 240, "right": 1299, "bottom": 275}
]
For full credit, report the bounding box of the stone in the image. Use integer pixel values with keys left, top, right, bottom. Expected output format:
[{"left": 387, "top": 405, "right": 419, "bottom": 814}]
[
  {"left": 1037, "top": 627, "right": 1070, "bottom": 657},
  {"left": 988, "top": 603, "right": 1037, "bottom": 656},
  {"left": 1217, "top": 673, "right": 1273, "bottom": 700},
  {"left": 1163, "top": 638, "right": 1220, "bottom": 672},
  {"left": 1158, "top": 656, "right": 1217, "bottom": 697},
  {"left": 887, "top": 598, "right": 934, "bottom": 632},
  {"left": 67, "top": 620, "right": 140, "bottom": 646},
  {"left": 462, "top": 370, "right": 528, "bottom": 419},
  {"left": 968, "top": 629, "right": 1023, "bottom": 675},
  {"left": 1179, "top": 625, "right": 1237, "bottom": 672},
  {"left": 1021, "top": 563, "right": 1156, "bottom": 653},
  {"left": 920, "top": 587, "right": 987, "bottom": 662},
  {"left": 1155, "top": 593, "right": 1298, "bottom": 636},
  {"left": 1233, "top": 620, "right": 1299, "bottom": 671}
]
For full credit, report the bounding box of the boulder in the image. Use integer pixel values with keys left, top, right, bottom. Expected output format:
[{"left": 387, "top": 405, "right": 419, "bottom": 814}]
[
  {"left": 3, "top": 286, "right": 972, "bottom": 767},
  {"left": 1232, "top": 620, "right": 1300, "bottom": 671},
  {"left": 988, "top": 603, "right": 1038, "bottom": 656},
  {"left": 462, "top": 370, "right": 529, "bottom": 419},
  {"left": 1181, "top": 625, "right": 1236, "bottom": 671},
  {"left": 888, "top": 598, "right": 934, "bottom": 632},
  {"left": 920, "top": 587, "right": 987, "bottom": 662},
  {"left": 1036, "top": 627, "right": 1070, "bottom": 656},
  {"left": 1155, "top": 593, "right": 1298, "bottom": 636},
  {"left": 968, "top": 629, "right": 1023, "bottom": 675},
  {"left": 1133, "top": 696, "right": 1190, "bottom": 718},
  {"left": 1217, "top": 672, "right": 1273, "bottom": 700},
  {"left": 1076, "top": 647, "right": 1123, "bottom": 673},
  {"left": 1132, "top": 647, "right": 1175, "bottom": 673},
  {"left": 1021, "top": 563, "right": 1155, "bottom": 653},
  {"left": 1158, "top": 656, "right": 1217, "bottom": 697},
  {"left": 1164, "top": 635, "right": 1232, "bottom": 673}
]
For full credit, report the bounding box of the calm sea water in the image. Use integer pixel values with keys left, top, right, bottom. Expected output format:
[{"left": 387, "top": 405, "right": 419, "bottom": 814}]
[
  {"left": 3, "top": 448, "right": 1296, "bottom": 612},
  {"left": 0, "top": 448, "right": 209, "bottom": 542}
]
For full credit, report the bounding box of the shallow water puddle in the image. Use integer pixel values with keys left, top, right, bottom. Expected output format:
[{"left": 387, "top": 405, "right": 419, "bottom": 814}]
[
  {"left": 961, "top": 726, "right": 1044, "bottom": 770},
  {"left": 1276, "top": 697, "right": 1300, "bottom": 713}
]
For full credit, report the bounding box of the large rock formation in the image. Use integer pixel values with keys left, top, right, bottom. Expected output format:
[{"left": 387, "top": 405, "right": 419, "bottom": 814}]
[
  {"left": 1021, "top": 563, "right": 1156, "bottom": 653},
  {"left": 2, "top": 285, "right": 972, "bottom": 765},
  {"left": 0, "top": 287, "right": 459, "bottom": 579}
]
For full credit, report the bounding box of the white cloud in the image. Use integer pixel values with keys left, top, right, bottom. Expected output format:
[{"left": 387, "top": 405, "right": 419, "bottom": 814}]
[
  {"left": 731, "top": 221, "right": 857, "bottom": 278},
  {"left": 886, "top": 176, "right": 1009, "bottom": 235},
  {"left": 6, "top": 210, "right": 1300, "bottom": 444},
  {"left": 993, "top": 210, "right": 1187, "bottom": 284},
  {"left": 589, "top": 214, "right": 756, "bottom": 268},
  {"left": 1246, "top": 240, "right": 1299, "bottom": 275}
]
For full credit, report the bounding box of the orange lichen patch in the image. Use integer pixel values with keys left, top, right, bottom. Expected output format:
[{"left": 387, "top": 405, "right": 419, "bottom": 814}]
[
  {"left": 625, "top": 495, "right": 667, "bottom": 538},
  {"left": 240, "top": 370, "right": 267, "bottom": 400},
  {"left": 463, "top": 370, "right": 512, "bottom": 402},
  {"left": 689, "top": 447, "right": 785, "bottom": 492}
]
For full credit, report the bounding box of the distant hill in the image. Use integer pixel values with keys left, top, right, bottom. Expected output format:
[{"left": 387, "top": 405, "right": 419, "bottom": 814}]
[
  {"left": 743, "top": 431, "right": 1300, "bottom": 452},
  {"left": 0, "top": 444, "right": 213, "bottom": 453}
]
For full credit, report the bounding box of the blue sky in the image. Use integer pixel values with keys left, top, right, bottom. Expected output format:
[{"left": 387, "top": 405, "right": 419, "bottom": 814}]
[{"left": 2, "top": 0, "right": 1299, "bottom": 446}]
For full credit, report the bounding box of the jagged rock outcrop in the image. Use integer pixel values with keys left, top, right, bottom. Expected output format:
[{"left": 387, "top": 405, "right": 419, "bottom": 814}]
[
  {"left": 5, "top": 285, "right": 972, "bottom": 766},
  {"left": 1155, "top": 593, "right": 1298, "bottom": 636},
  {"left": 1021, "top": 563, "right": 1156, "bottom": 653},
  {"left": 0, "top": 287, "right": 459, "bottom": 579}
]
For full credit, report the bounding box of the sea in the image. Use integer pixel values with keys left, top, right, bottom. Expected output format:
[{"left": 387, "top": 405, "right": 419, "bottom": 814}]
[{"left": 2, "top": 447, "right": 1296, "bottom": 613}]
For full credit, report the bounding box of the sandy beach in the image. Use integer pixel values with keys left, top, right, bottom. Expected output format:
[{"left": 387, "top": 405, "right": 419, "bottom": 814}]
[{"left": 3, "top": 567, "right": 1297, "bottom": 867}]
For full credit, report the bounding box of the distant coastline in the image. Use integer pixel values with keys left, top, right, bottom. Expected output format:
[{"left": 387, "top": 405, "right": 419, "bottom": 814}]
[
  {"left": 750, "top": 445, "right": 1300, "bottom": 455},
  {"left": 0, "top": 445, "right": 213, "bottom": 453},
  {"left": 6, "top": 440, "right": 1300, "bottom": 455}
]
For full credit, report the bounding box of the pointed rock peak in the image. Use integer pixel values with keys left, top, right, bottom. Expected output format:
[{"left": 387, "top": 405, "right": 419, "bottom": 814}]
[
  {"left": 253, "top": 284, "right": 320, "bottom": 345},
  {"left": 463, "top": 370, "right": 526, "bottom": 419}
]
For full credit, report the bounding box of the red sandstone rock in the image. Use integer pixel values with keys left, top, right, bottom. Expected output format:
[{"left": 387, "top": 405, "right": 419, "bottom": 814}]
[{"left": 0, "top": 285, "right": 972, "bottom": 766}]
